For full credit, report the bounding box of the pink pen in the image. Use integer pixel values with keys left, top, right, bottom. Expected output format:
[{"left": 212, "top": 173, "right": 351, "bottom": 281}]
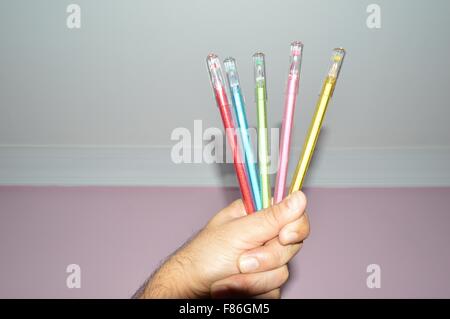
[{"left": 274, "top": 41, "right": 303, "bottom": 204}]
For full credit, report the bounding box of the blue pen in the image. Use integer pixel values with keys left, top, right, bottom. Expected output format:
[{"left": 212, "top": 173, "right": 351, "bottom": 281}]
[{"left": 223, "top": 57, "right": 262, "bottom": 211}]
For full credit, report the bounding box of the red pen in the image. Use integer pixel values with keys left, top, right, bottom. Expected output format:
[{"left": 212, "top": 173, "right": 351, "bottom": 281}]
[{"left": 206, "top": 54, "right": 255, "bottom": 214}]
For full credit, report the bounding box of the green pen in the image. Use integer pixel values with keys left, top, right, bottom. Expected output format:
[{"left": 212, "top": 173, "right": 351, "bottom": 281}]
[{"left": 253, "top": 53, "right": 271, "bottom": 208}]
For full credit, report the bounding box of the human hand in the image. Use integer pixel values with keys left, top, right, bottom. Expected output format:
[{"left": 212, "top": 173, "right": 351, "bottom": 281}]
[{"left": 141, "top": 191, "right": 309, "bottom": 298}]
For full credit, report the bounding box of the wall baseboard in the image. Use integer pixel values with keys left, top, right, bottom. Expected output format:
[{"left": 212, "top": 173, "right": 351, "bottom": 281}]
[{"left": 0, "top": 145, "right": 449, "bottom": 187}]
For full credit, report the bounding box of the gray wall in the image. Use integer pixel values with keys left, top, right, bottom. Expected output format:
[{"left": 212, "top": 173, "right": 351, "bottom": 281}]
[
  {"left": 1, "top": 0, "right": 449, "bottom": 147},
  {"left": 1, "top": 0, "right": 449, "bottom": 187}
]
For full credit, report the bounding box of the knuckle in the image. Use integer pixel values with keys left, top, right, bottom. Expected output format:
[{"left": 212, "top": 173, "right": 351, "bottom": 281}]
[
  {"left": 206, "top": 216, "right": 220, "bottom": 228},
  {"left": 230, "top": 199, "right": 245, "bottom": 211},
  {"left": 277, "top": 244, "right": 291, "bottom": 263},
  {"left": 299, "top": 215, "right": 311, "bottom": 239},
  {"left": 299, "top": 191, "right": 307, "bottom": 208},
  {"left": 263, "top": 205, "right": 282, "bottom": 229},
  {"left": 279, "top": 266, "right": 290, "bottom": 285}
]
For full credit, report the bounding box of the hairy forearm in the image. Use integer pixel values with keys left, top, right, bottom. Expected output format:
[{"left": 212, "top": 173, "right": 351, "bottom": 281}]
[
  {"left": 143, "top": 260, "right": 186, "bottom": 298},
  {"left": 135, "top": 253, "right": 206, "bottom": 299}
]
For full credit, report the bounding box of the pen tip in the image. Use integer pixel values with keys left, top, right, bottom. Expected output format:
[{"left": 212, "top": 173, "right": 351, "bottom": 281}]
[
  {"left": 333, "top": 47, "right": 346, "bottom": 54},
  {"left": 290, "top": 41, "right": 303, "bottom": 56}
]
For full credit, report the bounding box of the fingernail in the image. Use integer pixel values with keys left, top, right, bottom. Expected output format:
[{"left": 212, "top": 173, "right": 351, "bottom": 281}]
[
  {"left": 239, "top": 256, "right": 259, "bottom": 272},
  {"left": 286, "top": 192, "right": 302, "bottom": 213},
  {"left": 283, "top": 231, "right": 298, "bottom": 244}
]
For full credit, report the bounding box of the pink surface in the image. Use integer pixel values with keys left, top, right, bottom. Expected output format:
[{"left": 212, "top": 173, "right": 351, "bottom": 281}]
[{"left": 0, "top": 186, "right": 450, "bottom": 298}]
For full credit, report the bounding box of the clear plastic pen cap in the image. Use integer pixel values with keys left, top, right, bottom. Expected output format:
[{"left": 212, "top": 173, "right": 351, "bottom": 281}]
[
  {"left": 206, "top": 53, "right": 226, "bottom": 90},
  {"left": 289, "top": 41, "right": 303, "bottom": 78},
  {"left": 253, "top": 52, "right": 267, "bottom": 98},
  {"left": 223, "top": 57, "right": 241, "bottom": 88},
  {"left": 327, "top": 48, "right": 345, "bottom": 78}
]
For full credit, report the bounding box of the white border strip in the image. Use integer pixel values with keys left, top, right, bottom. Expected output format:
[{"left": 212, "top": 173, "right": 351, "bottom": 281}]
[{"left": 0, "top": 145, "right": 449, "bottom": 187}]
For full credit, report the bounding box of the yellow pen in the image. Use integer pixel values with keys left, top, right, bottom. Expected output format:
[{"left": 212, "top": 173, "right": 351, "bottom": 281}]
[{"left": 289, "top": 48, "right": 345, "bottom": 192}]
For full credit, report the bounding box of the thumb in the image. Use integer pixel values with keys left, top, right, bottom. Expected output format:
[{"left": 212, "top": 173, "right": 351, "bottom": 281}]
[{"left": 238, "top": 191, "right": 307, "bottom": 244}]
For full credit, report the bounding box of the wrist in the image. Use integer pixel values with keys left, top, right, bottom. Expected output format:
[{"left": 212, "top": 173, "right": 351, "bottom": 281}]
[{"left": 143, "top": 253, "right": 207, "bottom": 298}]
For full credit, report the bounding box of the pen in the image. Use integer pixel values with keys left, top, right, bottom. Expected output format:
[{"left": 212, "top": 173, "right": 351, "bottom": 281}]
[
  {"left": 206, "top": 54, "right": 255, "bottom": 214},
  {"left": 224, "top": 57, "right": 262, "bottom": 211},
  {"left": 253, "top": 53, "right": 271, "bottom": 209},
  {"left": 289, "top": 48, "right": 346, "bottom": 193},
  {"left": 274, "top": 41, "right": 303, "bottom": 204}
]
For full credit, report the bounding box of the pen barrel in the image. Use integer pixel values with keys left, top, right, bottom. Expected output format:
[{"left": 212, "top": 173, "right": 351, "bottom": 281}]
[
  {"left": 274, "top": 90, "right": 297, "bottom": 204},
  {"left": 289, "top": 77, "right": 335, "bottom": 193},
  {"left": 256, "top": 87, "right": 271, "bottom": 208},
  {"left": 214, "top": 86, "right": 255, "bottom": 214},
  {"left": 230, "top": 85, "right": 262, "bottom": 211},
  {"left": 222, "top": 105, "right": 255, "bottom": 214},
  {"left": 213, "top": 86, "right": 229, "bottom": 109},
  {"left": 256, "top": 89, "right": 269, "bottom": 172},
  {"left": 285, "top": 74, "right": 299, "bottom": 97},
  {"left": 274, "top": 43, "right": 302, "bottom": 203}
]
